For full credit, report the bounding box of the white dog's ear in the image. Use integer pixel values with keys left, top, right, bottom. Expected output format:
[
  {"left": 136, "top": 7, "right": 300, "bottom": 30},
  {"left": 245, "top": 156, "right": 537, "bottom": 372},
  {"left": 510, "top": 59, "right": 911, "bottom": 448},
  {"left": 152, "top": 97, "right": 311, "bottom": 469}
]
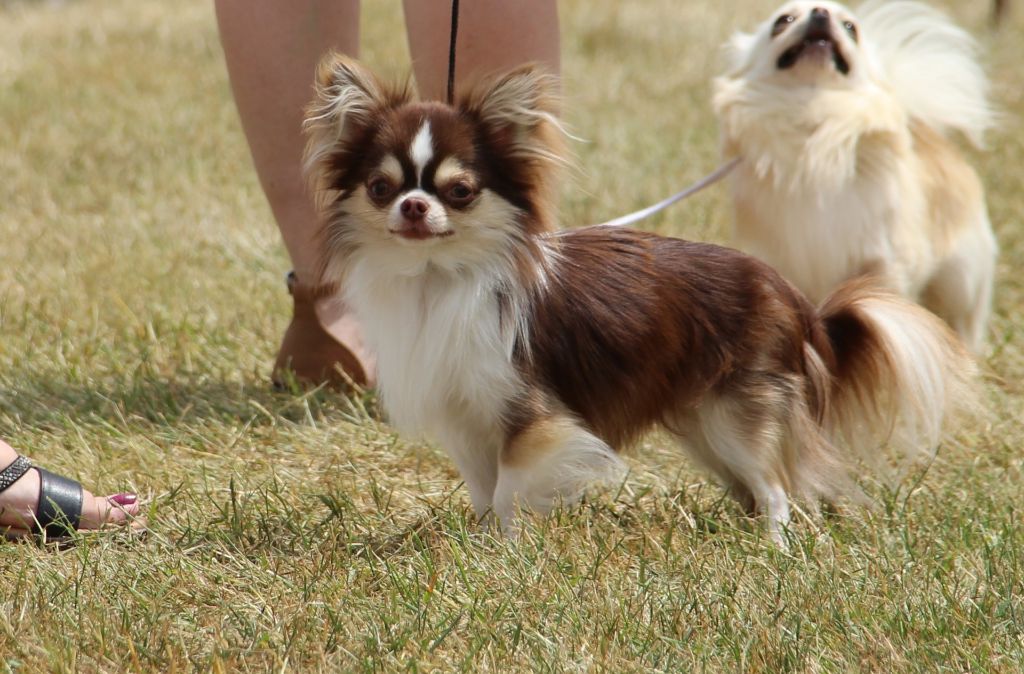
[
  {"left": 459, "top": 65, "right": 566, "bottom": 165},
  {"left": 722, "top": 30, "right": 758, "bottom": 76},
  {"left": 303, "top": 54, "right": 411, "bottom": 175}
]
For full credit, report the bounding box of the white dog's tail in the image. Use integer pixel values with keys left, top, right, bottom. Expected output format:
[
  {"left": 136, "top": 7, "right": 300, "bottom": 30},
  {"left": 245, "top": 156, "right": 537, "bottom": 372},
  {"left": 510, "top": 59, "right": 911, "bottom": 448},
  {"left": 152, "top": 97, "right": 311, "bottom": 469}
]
[
  {"left": 858, "top": 0, "right": 994, "bottom": 147},
  {"left": 807, "top": 278, "right": 978, "bottom": 477}
]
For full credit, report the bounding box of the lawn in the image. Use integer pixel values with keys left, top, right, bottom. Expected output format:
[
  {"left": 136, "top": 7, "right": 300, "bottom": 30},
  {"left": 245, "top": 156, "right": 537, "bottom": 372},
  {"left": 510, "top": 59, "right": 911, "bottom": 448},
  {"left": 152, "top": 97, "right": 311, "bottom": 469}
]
[{"left": 1, "top": 0, "right": 1022, "bottom": 671}]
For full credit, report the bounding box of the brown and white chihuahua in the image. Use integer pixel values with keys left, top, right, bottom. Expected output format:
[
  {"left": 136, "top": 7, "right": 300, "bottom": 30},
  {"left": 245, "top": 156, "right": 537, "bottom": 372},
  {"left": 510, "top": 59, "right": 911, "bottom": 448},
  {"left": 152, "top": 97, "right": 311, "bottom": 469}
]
[{"left": 305, "top": 55, "right": 975, "bottom": 544}]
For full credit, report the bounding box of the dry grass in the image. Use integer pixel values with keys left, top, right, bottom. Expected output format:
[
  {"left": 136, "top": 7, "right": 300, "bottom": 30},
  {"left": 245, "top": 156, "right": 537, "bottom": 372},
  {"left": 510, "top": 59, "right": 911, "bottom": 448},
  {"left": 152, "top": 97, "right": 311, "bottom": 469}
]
[{"left": 1, "top": 0, "right": 1022, "bottom": 671}]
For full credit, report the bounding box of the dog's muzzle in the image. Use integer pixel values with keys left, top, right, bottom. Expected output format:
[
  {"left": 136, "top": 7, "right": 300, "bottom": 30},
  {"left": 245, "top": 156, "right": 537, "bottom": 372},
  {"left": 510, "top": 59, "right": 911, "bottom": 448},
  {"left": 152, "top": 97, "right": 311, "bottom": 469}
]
[{"left": 776, "top": 12, "right": 851, "bottom": 75}]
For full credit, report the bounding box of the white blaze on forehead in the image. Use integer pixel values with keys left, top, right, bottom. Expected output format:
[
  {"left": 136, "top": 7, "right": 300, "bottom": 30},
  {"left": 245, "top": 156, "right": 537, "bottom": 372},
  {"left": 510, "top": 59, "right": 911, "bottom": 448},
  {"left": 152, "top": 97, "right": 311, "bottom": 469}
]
[{"left": 410, "top": 121, "right": 434, "bottom": 185}]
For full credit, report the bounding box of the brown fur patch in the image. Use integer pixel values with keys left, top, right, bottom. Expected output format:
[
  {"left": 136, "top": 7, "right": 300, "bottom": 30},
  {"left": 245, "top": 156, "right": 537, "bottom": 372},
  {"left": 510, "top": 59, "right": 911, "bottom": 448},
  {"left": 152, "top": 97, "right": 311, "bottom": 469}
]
[
  {"left": 911, "top": 121, "right": 985, "bottom": 254},
  {"left": 519, "top": 227, "right": 816, "bottom": 451}
]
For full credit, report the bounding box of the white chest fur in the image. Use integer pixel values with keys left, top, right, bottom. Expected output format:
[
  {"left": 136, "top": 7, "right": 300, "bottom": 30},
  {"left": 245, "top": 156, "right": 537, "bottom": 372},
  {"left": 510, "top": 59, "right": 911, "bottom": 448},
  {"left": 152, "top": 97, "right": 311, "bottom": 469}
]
[
  {"left": 717, "top": 84, "right": 936, "bottom": 302},
  {"left": 730, "top": 129, "right": 932, "bottom": 303},
  {"left": 344, "top": 255, "right": 522, "bottom": 442},
  {"left": 732, "top": 162, "right": 912, "bottom": 302}
]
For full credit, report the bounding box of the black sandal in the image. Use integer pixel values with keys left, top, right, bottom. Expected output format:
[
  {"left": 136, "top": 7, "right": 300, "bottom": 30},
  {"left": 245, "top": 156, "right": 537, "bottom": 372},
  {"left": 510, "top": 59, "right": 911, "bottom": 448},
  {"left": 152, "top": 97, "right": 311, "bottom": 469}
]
[{"left": 0, "top": 455, "right": 84, "bottom": 537}]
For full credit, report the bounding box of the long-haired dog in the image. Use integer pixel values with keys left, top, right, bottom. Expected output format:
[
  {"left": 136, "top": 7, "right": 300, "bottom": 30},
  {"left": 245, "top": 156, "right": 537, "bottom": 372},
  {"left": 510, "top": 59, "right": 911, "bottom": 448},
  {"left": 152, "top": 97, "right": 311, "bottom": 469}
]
[
  {"left": 714, "top": 1, "right": 997, "bottom": 352},
  {"left": 305, "top": 55, "right": 975, "bottom": 544}
]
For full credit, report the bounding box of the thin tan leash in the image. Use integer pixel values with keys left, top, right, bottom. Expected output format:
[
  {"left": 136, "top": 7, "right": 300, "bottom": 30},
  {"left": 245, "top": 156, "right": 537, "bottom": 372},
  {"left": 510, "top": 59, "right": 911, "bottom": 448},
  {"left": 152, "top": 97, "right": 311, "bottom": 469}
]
[{"left": 594, "top": 157, "right": 741, "bottom": 228}]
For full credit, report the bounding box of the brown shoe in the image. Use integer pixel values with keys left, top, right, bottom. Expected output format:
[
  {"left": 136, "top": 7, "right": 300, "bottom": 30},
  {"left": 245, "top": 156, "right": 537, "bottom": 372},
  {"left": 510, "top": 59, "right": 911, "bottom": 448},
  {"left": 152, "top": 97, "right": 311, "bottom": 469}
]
[{"left": 272, "top": 272, "right": 375, "bottom": 390}]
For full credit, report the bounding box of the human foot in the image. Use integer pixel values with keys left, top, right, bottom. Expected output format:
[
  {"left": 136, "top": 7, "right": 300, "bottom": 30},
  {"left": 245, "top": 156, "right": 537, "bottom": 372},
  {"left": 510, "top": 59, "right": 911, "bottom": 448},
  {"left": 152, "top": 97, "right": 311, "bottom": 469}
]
[
  {"left": 0, "top": 441, "right": 143, "bottom": 537},
  {"left": 272, "top": 271, "right": 377, "bottom": 390}
]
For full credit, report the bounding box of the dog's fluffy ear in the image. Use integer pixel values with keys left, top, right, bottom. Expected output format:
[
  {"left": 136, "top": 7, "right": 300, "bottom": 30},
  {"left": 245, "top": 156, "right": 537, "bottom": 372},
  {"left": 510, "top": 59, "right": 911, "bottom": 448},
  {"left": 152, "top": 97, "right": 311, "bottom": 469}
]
[
  {"left": 303, "top": 53, "right": 411, "bottom": 176},
  {"left": 459, "top": 64, "right": 566, "bottom": 167}
]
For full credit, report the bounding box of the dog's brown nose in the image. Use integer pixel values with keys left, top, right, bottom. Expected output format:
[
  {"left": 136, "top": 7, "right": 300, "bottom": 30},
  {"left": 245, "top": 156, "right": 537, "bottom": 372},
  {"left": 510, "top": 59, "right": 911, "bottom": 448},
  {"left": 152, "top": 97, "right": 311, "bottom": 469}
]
[
  {"left": 401, "top": 196, "right": 429, "bottom": 220},
  {"left": 810, "top": 7, "right": 830, "bottom": 23}
]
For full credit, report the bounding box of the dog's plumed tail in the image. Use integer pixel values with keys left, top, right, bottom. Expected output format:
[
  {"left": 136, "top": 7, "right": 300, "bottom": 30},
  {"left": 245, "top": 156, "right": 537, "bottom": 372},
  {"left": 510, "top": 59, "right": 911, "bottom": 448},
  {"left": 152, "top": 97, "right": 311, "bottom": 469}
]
[
  {"left": 858, "top": 0, "right": 994, "bottom": 147},
  {"left": 808, "top": 278, "right": 977, "bottom": 477}
]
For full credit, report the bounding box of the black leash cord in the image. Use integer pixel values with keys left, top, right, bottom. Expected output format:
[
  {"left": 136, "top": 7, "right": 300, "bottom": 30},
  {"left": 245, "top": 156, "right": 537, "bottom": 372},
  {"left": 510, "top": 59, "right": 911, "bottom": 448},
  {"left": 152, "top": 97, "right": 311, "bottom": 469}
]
[{"left": 447, "top": 0, "right": 460, "bottom": 104}]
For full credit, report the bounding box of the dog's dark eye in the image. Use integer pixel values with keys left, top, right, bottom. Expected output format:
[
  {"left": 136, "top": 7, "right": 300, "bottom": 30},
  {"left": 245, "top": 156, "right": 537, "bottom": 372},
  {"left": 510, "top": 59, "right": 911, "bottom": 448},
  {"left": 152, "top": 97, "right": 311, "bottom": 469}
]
[
  {"left": 843, "top": 20, "right": 858, "bottom": 42},
  {"left": 446, "top": 182, "right": 477, "bottom": 206},
  {"left": 771, "top": 14, "right": 795, "bottom": 37},
  {"left": 367, "top": 177, "right": 395, "bottom": 201}
]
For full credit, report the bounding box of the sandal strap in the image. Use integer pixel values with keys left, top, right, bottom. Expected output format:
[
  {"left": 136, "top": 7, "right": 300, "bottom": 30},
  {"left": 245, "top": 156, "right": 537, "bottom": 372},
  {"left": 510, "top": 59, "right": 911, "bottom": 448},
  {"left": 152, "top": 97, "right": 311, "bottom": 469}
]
[
  {"left": 0, "top": 455, "right": 32, "bottom": 495},
  {"left": 34, "top": 468, "right": 84, "bottom": 536}
]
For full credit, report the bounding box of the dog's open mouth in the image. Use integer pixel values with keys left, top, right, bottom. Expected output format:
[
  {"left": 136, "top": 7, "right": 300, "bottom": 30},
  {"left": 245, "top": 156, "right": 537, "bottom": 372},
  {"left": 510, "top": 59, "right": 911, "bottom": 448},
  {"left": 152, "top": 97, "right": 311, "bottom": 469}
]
[{"left": 776, "top": 24, "right": 850, "bottom": 75}]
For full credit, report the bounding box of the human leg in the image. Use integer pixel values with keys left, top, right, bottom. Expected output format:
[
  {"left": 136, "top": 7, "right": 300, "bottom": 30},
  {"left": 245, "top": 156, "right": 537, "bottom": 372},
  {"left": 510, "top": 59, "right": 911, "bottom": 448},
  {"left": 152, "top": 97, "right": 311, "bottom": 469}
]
[
  {"left": 214, "top": 0, "right": 374, "bottom": 387},
  {"left": 402, "top": 0, "right": 560, "bottom": 101}
]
